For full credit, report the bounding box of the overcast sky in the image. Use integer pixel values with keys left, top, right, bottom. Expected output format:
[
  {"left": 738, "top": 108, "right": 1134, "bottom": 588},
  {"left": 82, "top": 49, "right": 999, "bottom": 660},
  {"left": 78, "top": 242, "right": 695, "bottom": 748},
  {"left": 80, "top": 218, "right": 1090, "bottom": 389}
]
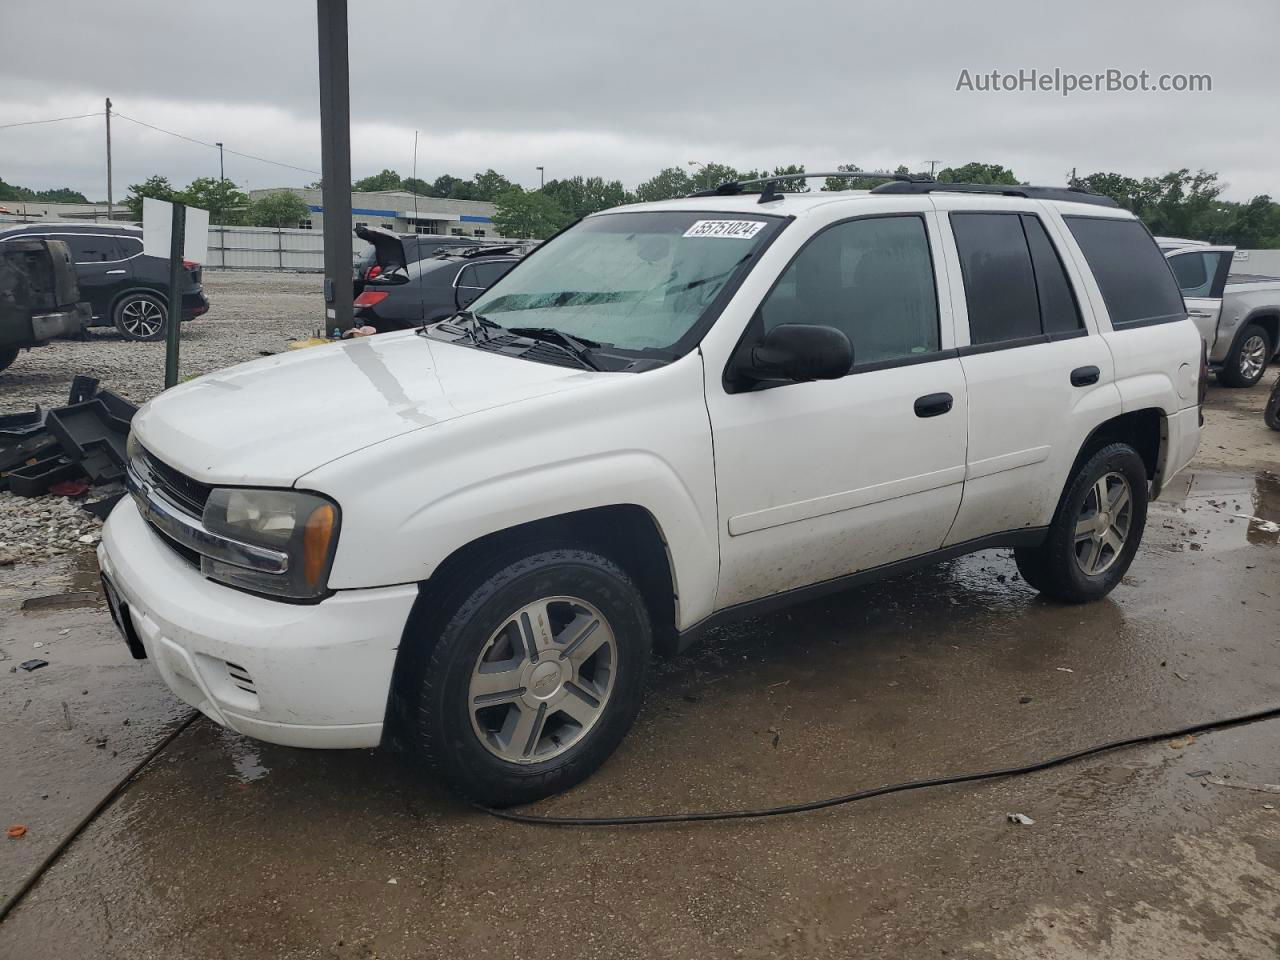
[{"left": 1, "top": 0, "right": 1276, "bottom": 202}]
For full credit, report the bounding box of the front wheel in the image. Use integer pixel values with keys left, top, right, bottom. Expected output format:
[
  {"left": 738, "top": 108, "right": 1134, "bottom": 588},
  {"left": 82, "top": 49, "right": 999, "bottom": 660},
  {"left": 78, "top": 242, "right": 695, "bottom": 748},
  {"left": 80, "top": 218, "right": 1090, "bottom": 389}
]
[
  {"left": 1219, "top": 323, "right": 1272, "bottom": 388},
  {"left": 113, "top": 293, "right": 168, "bottom": 341},
  {"left": 1015, "top": 443, "right": 1148, "bottom": 603},
  {"left": 407, "top": 547, "right": 652, "bottom": 806}
]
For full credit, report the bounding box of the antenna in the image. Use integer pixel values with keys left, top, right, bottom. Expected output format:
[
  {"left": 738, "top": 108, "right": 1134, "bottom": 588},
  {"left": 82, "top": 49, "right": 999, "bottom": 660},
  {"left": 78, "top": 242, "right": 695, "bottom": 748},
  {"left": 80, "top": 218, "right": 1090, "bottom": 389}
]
[
  {"left": 411, "top": 130, "right": 419, "bottom": 227},
  {"left": 412, "top": 129, "right": 423, "bottom": 327}
]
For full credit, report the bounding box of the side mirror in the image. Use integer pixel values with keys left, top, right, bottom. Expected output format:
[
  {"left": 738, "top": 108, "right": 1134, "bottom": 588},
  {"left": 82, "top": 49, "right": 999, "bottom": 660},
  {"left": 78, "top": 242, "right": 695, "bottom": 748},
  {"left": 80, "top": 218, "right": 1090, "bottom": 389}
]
[{"left": 743, "top": 323, "right": 853, "bottom": 384}]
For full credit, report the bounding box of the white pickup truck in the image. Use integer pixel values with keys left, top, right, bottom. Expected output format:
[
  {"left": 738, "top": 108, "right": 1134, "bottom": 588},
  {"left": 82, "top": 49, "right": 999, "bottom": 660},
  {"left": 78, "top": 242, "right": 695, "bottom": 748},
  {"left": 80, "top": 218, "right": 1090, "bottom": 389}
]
[
  {"left": 99, "top": 174, "right": 1203, "bottom": 805},
  {"left": 1161, "top": 240, "right": 1280, "bottom": 387}
]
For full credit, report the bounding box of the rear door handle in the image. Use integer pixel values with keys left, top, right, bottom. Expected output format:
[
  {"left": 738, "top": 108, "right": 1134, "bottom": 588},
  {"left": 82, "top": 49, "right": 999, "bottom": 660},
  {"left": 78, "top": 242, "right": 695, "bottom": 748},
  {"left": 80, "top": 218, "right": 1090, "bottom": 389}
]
[
  {"left": 1071, "top": 365, "right": 1100, "bottom": 387},
  {"left": 105, "top": 269, "right": 127, "bottom": 275},
  {"left": 914, "top": 392, "right": 953, "bottom": 418}
]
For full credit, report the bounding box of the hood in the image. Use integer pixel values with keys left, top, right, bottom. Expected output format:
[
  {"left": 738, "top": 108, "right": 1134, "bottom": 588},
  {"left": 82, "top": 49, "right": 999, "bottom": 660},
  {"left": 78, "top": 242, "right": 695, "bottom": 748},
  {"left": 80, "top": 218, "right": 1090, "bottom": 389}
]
[{"left": 133, "top": 332, "right": 600, "bottom": 486}]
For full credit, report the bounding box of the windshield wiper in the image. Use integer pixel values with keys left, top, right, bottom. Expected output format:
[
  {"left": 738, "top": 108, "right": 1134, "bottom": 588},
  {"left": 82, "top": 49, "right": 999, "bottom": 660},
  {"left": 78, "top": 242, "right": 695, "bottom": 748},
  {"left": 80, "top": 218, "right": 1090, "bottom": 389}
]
[
  {"left": 506, "top": 326, "right": 603, "bottom": 370},
  {"left": 430, "top": 310, "right": 502, "bottom": 343}
]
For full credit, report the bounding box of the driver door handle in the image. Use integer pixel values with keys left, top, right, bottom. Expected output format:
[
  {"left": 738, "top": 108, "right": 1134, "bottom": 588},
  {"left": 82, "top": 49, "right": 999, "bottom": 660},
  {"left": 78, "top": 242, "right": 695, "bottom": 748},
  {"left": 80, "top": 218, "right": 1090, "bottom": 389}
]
[
  {"left": 1071, "top": 365, "right": 1100, "bottom": 387},
  {"left": 914, "top": 392, "right": 953, "bottom": 418},
  {"left": 105, "top": 269, "right": 127, "bottom": 275}
]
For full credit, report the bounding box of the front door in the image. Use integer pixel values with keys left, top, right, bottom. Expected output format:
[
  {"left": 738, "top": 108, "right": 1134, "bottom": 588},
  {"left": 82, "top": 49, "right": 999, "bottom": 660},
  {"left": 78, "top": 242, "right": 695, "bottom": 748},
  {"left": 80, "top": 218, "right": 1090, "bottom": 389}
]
[
  {"left": 705, "top": 212, "right": 969, "bottom": 610},
  {"left": 55, "top": 233, "right": 130, "bottom": 322},
  {"left": 1165, "top": 246, "right": 1233, "bottom": 356}
]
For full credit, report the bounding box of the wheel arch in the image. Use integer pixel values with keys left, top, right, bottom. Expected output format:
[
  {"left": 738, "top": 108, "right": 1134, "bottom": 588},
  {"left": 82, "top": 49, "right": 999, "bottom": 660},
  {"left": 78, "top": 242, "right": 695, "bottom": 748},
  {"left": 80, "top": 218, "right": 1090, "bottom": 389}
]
[
  {"left": 109, "top": 285, "right": 167, "bottom": 320},
  {"left": 1054, "top": 408, "right": 1166, "bottom": 522},
  {"left": 1237, "top": 309, "right": 1280, "bottom": 359},
  {"left": 381, "top": 503, "right": 679, "bottom": 750}
]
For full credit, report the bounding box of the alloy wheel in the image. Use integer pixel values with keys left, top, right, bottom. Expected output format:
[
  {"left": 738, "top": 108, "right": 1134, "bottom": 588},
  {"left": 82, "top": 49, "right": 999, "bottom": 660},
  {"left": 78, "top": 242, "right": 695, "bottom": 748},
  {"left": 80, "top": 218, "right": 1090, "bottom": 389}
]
[
  {"left": 468, "top": 596, "right": 618, "bottom": 764},
  {"left": 121, "top": 298, "right": 164, "bottom": 338},
  {"left": 1239, "top": 334, "right": 1268, "bottom": 382},
  {"left": 1073, "top": 472, "right": 1133, "bottom": 576}
]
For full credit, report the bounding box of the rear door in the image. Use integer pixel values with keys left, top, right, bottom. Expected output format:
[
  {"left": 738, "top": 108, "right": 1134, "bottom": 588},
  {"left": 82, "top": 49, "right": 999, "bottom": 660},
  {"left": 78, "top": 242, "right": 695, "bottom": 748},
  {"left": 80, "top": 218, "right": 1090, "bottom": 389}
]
[
  {"left": 1164, "top": 246, "right": 1233, "bottom": 355},
  {"left": 936, "top": 200, "right": 1118, "bottom": 545}
]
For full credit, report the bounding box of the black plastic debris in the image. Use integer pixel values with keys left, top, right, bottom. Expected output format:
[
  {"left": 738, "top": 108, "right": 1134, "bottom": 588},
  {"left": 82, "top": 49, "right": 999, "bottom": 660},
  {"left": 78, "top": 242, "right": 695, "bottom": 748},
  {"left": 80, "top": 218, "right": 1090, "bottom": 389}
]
[
  {"left": 0, "top": 379, "right": 136, "bottom": 497},
  {"left": 19, "top": 659, "right": 49, "bottom": 672}
]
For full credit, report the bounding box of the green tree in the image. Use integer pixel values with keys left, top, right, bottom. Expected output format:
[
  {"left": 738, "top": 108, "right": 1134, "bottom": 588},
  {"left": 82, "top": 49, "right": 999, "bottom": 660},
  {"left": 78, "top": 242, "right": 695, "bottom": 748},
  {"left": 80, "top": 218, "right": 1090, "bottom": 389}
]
[
  {"left": 400, "top": 176, "right": 433, "bottom": 196},
  {"left": 937, "top": 162, "right": 1022, "bottom": 185},
  {"left": 246, "top": 191, "right": 312, "bottom": 228},
  {"left": 0, "top": 176, "right": 35, "bottom": 201},
  {"left": 542, "top": 175, "right": 631, "bottom": 219},
  {"left": 123, "top": 175, "right": 180, "bottom": 218},
  {"left": 471, "top": 169, "right": 516, "bottom": 202},
  {"left": 33, "top": 187, "right": 89, "bottom": 203},
  {"left": 180, "top": 177, "right": 249, "bottom": 225},
  {"left": 635, "top": 167, "right": 693, "bottom": 202},
  {"left": 432, "top": 174, "right": 463, "bottom": 197},
  {"left": 688, "top": 163, "right": 741, "bottom": 193},
  {"left": 352, "top": 168, "right": 402, "bottom": 192},
  {"left": 492, "top": 188, "right": 569, "bottom": 239}
]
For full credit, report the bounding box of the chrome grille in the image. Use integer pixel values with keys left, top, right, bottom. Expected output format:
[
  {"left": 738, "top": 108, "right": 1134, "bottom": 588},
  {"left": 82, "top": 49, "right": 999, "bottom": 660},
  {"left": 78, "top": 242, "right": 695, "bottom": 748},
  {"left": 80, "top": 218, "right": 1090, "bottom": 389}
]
[{"left": 135, "top": 449, "right": 211, "bottom": 516}]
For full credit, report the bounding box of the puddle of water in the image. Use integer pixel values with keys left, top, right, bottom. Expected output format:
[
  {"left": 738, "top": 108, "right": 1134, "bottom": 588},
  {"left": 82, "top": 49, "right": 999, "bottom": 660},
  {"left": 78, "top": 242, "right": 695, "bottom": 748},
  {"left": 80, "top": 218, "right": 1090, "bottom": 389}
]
[{"left": 1152, "top": 470, "right": 1280, "bottom": 552}]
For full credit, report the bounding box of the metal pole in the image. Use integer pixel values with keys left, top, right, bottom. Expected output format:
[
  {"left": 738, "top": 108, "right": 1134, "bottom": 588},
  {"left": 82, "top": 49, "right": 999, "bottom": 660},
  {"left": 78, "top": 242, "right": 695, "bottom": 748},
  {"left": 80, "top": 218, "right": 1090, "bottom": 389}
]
[
  {"left": 164, "top": 203, "right": 186, "bottom": 388},
  {"left": 537, "top": 165, "right": 544, "bottom": 189},
  {"left": 217, "top": 142, "right": 225, "bottom": 183},
  {"left": 105, "top": 98, "right": 113, "bottom": 222},
  {"left": 316, "top": 0, "right": 353, "bottom": 333}
]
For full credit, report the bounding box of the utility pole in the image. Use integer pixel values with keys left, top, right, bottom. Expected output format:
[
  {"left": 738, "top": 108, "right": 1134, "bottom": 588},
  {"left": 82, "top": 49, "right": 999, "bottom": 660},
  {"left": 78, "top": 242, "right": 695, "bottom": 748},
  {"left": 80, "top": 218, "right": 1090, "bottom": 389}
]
[
  {"left": 316, "top": 0, "right": 353, "bottom": 333},
  {"left": 536, "top": 165, "right": 544, "bottom": 189},
  {"left": 922, "top": 159, "right": 941, "bottom": 177},
  {"left": 105, "top": 98, "right": 113, "bottom": 221},
  {"left": 216, "top": 142, "right": 225, "bottom": 183}
]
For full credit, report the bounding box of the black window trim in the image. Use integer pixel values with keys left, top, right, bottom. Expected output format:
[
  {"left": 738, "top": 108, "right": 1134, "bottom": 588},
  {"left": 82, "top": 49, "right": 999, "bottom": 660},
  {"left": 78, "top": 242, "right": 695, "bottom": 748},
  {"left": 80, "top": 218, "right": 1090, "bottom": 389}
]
[
  {"left": 946, "top": 209, "right": 1087, "bottom": 355},
  {"left": 722, "top": 211, "right": 946, "bottom": 393},
  {"left": 1061, "top": 213, "right": 1188, "bottom": 329}
]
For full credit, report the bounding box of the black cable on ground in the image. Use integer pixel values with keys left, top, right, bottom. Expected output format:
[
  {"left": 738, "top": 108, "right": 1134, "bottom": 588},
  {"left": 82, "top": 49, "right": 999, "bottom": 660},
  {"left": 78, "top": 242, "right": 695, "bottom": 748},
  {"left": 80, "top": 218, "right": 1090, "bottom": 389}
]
[
  {"left": 479, "top": 704, "right": 1280, "bottom": 826},
  {"left": 0, "top": 710, "right": 201, "bottom": 925}
]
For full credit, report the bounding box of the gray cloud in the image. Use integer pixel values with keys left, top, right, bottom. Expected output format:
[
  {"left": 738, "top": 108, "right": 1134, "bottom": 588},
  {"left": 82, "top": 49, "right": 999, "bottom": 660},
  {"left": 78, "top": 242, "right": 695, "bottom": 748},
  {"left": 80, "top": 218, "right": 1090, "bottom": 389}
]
[{"left": 1, "top": 0, "right": 1276, "bottom": 200}]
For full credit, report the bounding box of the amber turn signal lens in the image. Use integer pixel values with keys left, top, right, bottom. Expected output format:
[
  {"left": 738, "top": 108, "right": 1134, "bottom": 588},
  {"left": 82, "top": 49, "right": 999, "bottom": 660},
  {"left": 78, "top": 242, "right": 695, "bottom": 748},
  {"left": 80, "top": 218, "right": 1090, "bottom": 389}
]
[{"left": 302, "top": 503, "right": 337, "bottom": 588}]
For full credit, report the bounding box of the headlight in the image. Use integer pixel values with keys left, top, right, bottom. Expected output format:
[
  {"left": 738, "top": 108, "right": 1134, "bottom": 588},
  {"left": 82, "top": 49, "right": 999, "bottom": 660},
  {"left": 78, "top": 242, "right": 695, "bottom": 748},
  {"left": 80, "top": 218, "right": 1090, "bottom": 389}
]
[{"left": 200, "top": 488, "right": 340, "bottom": 600}]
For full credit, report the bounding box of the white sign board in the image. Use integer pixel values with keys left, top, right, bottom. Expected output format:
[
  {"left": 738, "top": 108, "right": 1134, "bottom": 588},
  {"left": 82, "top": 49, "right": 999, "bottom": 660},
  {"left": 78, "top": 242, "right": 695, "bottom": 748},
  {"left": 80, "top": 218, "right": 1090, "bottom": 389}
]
[{"left": 142, "top": 197, "right": 211, "bottom": 264}]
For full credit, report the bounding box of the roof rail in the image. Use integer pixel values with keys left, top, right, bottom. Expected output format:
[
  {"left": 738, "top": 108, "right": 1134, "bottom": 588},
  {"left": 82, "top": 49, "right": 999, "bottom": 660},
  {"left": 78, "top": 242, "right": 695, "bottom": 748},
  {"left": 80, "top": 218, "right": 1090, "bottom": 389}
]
[
  {"left": 869, "top": 180, "right": 1119, "bottom": 208},
  {"left": 689, "top": 170, "right": 933, "bottom": 204}
]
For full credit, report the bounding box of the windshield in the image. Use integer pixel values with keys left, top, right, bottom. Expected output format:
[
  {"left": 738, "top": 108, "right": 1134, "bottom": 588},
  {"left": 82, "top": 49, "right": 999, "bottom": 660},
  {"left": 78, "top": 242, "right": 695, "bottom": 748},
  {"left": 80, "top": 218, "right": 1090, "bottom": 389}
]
[{"left": 466, "top": 210, "right": 782, "bottom": 352}]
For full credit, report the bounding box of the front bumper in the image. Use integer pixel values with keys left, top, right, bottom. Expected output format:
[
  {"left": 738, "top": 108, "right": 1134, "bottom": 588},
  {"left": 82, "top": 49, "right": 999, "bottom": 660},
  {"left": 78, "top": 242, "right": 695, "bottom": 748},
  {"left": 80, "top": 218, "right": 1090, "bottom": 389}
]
[{"left": 98, "top": 496, "right": 417, "bottom": 749}]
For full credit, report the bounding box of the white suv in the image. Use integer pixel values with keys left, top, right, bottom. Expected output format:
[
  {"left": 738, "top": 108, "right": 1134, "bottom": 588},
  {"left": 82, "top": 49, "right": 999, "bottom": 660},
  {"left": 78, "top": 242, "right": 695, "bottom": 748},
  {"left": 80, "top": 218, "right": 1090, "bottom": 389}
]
[{"left": 99, "top": 174, "right": 1203, "bottom": 805}]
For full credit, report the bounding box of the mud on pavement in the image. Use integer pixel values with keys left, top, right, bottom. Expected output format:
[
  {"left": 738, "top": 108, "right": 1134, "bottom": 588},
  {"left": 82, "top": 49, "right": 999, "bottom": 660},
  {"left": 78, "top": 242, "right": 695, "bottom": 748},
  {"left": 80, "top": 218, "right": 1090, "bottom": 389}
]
[{"left": 3, "top": 373, "right": 1280, "bottom": 959}]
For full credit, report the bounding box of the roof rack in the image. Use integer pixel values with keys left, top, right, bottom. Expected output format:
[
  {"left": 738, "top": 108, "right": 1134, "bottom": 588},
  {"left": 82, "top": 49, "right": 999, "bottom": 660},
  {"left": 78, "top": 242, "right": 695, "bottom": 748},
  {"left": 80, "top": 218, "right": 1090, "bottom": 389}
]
[
  {"left": 869, "top": 180, "right": 1119, "bottom": 208},
  {"left": 689, "top": 171, "right": 932, "bottom": 204}
]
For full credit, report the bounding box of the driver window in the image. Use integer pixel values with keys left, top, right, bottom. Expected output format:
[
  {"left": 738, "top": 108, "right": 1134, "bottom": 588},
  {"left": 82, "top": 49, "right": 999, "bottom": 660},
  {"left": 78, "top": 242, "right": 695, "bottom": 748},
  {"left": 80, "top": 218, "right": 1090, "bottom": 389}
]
[{"left": 760, "top": 216, "right": 940, "bottom": 366}]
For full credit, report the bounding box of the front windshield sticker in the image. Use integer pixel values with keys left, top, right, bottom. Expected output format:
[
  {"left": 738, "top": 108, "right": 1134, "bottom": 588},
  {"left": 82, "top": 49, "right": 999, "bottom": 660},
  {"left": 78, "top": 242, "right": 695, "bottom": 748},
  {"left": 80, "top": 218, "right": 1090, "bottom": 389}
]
[{"left": 682, "top": 219, "right": 767, "bottom": 240}]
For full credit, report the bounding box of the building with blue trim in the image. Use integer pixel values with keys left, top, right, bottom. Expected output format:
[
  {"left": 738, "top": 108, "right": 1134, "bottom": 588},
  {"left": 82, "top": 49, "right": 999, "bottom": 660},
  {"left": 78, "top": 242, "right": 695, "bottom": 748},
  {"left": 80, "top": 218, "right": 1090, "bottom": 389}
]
[{"left": 248, "top": 187, "right": 499, "bottom": 239}]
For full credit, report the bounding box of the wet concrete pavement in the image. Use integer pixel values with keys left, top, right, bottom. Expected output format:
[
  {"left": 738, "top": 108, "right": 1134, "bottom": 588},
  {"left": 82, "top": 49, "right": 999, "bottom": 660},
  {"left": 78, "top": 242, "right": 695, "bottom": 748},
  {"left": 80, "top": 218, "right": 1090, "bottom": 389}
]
[{"left": 3, "top": 382, "right": 1280, "bottom": 958}]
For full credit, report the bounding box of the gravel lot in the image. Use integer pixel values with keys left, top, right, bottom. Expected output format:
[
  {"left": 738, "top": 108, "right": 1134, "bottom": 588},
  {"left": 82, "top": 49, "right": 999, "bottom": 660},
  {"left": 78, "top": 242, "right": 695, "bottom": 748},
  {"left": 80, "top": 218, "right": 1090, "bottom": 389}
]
[{"left": 1, "top": 271, "right": 324, "bottom": 565}]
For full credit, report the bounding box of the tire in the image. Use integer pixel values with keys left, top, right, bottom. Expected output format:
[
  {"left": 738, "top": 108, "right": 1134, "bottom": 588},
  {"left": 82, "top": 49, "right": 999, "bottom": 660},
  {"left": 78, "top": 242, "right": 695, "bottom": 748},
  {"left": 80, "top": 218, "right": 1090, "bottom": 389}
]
[
  {"left": 0, "top": 348, "right": 17, "bottom": 374},
  {"left": 1219, "top": 323, "right": 1272, "bottom": 388},
  {"left": 1014, "top": 442, "right": 1148, "bottom": 603},
  {"left": 113, "top": 293, "right": 167, "bottom": 341},
  {"left": 1266, "top": 378, "right": 1280, "bottom": 431},
  {"left": 407, "top": 547, "right": 652, "bottom": 806}
]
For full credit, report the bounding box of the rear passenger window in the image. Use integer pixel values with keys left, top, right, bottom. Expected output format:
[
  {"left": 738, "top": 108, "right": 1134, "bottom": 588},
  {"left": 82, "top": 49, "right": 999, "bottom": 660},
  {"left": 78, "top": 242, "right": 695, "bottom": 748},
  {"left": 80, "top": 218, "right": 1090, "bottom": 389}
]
[
  {"left": 759, "top": 215, "right": 939, "bottom": 366},
  {"left": 1064, "top": 217, "right": 1186, "bottom": 327},
  {"left": 1022, "top": 216, "right": 1083, "bottom": 335},
  {"left": 472, "top": 261, "right": 513, "bottom": 287},
  {"left": 61, "top": 234, "right": 119, "bottom": 263},
  {"left": 116, "top": 235, "right": 143, "bottom": 258},
  {"left": 950, "top": 213, "right": 1041, "bottom": 344}
]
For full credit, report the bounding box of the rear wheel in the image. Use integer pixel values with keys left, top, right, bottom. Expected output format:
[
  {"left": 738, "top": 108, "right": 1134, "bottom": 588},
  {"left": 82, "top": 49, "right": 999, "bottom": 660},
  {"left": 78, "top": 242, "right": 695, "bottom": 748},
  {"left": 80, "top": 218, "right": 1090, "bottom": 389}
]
[
  {"left": 407, "top": 547, "right": 652, "bottom": 806},
  {"left": 113, "top": 293, "right": 167, "bottom": 342},
  {"left": 0, "top": 348, "right": 17, "bottom": 374},
  {"left": 1220, "top": 323, "right": 1271, "bottom": 388},
  {"left": 1015, "top": 443, "right": 1148, "bottom": 603}
]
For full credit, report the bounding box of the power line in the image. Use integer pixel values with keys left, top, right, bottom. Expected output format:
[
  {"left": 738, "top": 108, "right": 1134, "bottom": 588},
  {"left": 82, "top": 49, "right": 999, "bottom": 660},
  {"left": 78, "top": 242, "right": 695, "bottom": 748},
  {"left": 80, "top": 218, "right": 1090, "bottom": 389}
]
[
  {"left": 112, "top": 111, "right": 321, "bottom": 176},
  {"left": 0, "top": 112, "right": 101, "bottom": 132}
]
